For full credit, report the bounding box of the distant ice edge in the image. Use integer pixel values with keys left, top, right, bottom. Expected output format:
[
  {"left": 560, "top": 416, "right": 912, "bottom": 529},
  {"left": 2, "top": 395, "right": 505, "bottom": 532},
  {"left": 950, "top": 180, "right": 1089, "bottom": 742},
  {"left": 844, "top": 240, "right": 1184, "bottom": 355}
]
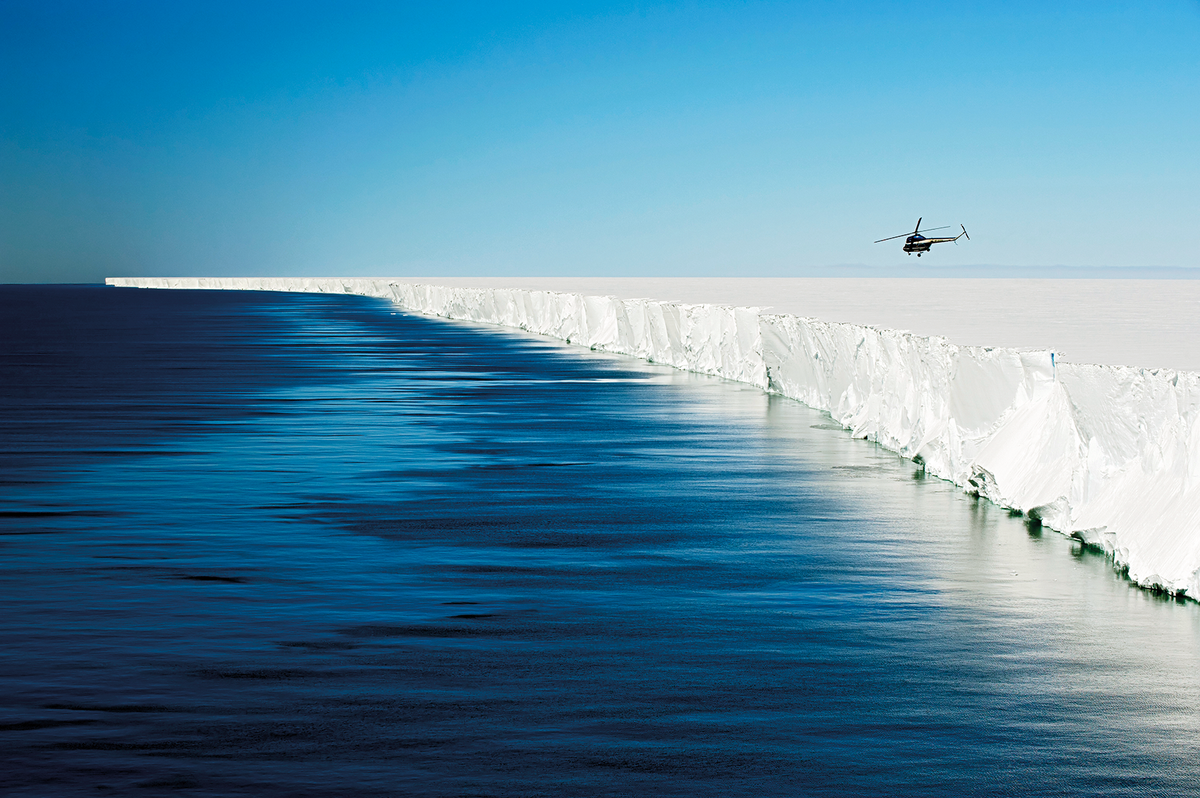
[{"left": 107, "top": 277, "right": 1200, "bottom": 598}]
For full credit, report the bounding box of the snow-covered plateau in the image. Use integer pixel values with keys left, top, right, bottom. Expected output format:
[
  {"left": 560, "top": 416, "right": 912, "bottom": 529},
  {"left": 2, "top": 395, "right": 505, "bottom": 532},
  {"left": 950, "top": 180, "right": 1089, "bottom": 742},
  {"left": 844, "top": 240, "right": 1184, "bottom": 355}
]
[{"left": 106, "top": 276, "right": 1200, "bottom": 598}]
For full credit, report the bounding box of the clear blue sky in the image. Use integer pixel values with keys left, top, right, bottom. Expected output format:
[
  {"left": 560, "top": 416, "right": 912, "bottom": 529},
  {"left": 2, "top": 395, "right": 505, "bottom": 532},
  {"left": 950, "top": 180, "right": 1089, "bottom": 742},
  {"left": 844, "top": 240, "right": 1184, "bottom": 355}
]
[{"left": 2, "top": 1, "right": 1198, "bottom": 282}]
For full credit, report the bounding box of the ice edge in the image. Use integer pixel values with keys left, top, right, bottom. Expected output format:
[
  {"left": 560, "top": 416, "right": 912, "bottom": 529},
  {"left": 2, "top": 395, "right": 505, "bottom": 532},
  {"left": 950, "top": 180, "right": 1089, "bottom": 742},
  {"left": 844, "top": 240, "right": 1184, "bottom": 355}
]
[{"left": 106, "top": 277, "right": 1200, "bottom": 599}]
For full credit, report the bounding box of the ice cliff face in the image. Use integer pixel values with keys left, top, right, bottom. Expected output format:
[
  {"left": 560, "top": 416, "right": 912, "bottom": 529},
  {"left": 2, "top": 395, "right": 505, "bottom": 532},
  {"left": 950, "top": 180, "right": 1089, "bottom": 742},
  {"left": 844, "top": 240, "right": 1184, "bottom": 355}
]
[{"left": 106, "top": 277, "right": 1200, "bottom": 597}]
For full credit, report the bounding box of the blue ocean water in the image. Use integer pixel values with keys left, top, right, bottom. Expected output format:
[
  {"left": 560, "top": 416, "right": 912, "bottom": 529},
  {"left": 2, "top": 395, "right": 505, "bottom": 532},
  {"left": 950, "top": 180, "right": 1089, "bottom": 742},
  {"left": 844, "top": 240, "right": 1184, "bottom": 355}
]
[{"left": 2, "top": 285, "right": 1200, "bottom": 797}]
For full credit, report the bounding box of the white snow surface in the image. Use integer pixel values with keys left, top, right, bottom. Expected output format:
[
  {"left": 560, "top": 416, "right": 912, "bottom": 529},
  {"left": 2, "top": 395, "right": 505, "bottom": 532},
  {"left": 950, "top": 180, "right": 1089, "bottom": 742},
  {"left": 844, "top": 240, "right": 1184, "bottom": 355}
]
[{"left": 107, "top": 276, "right": 1200, "bottom": 597}]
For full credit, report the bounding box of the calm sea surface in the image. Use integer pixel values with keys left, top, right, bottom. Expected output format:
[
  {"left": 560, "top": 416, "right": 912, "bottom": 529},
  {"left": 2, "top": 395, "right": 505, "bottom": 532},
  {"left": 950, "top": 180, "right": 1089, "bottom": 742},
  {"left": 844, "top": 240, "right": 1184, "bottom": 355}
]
[{"left": 2, "top": 285, "right": 1199, "bottom": 797}]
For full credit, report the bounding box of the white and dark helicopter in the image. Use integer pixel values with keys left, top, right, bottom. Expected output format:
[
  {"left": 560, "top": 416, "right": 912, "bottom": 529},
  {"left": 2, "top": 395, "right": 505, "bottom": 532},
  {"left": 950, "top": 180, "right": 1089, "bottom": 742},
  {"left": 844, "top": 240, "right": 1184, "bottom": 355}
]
[{"left": 874, "top": 218, "right": 969, "bottom": 256}]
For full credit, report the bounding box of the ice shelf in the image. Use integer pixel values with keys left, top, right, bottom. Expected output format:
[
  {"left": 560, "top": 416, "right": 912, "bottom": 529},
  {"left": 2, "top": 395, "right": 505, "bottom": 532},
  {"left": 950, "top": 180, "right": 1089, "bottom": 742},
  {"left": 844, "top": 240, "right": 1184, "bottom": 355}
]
[{"left": 106, "top": 276, "right": 1200, "bottom": 597}]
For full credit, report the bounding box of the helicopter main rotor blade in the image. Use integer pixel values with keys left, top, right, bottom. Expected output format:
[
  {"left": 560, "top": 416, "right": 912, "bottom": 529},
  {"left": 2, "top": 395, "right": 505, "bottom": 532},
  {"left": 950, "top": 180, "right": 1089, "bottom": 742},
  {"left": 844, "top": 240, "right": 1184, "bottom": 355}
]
[
  {"left": 875, "top": 221, "right": 958, "bottom": 243},
  {"left": 875, "top": 224, "right": 953, "bottom": 243}
]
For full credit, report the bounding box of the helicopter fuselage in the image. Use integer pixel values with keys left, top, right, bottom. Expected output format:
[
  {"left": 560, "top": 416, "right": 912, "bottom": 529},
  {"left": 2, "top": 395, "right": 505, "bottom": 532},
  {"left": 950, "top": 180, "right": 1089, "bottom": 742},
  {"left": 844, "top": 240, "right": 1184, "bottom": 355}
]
[{"left": 903, "top": 234, "right": 957, "bottom": 255}]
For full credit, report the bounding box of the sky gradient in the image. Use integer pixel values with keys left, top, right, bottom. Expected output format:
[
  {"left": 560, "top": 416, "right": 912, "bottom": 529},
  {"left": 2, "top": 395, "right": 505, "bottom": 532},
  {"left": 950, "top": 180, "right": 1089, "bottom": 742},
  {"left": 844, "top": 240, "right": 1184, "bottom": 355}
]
[{"left": 2, "top": 1, "right": 1199, "bottom": 283}]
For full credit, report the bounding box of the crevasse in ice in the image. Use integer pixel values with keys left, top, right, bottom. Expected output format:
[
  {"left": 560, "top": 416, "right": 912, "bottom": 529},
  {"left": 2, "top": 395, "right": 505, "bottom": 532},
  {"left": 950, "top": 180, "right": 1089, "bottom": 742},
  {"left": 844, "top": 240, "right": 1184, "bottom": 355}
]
[{"left": 106, "top": 277, "right": 1200, "bottom": 597}]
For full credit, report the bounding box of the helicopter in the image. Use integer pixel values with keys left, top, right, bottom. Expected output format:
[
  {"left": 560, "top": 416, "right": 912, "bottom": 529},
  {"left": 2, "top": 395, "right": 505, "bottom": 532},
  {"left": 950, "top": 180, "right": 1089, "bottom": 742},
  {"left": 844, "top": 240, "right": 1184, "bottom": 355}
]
[{"left": 874, "top": 217, "right": 969, "bottom": 256}]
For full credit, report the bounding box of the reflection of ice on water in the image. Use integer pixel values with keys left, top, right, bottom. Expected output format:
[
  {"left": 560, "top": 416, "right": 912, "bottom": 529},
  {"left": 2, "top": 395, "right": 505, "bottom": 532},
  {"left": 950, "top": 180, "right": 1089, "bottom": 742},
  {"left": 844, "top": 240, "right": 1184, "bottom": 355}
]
[{"left": 4, "top": 286, "right": 1200, "bottom": 795}]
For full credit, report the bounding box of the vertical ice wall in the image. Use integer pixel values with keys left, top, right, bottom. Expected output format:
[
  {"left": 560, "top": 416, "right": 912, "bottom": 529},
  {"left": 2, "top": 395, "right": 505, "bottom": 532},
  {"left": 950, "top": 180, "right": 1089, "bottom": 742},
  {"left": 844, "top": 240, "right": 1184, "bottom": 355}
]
[{"left": 106, "top": 277, "right": 1200, "bottom": 597}]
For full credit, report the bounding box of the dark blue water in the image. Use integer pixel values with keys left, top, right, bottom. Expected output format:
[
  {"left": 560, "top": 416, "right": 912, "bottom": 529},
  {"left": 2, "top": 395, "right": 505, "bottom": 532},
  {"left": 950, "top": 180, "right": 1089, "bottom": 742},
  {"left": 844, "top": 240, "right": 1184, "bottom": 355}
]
[{"left": 3, "top": 285, "right": 1199, "bottom": 797}]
